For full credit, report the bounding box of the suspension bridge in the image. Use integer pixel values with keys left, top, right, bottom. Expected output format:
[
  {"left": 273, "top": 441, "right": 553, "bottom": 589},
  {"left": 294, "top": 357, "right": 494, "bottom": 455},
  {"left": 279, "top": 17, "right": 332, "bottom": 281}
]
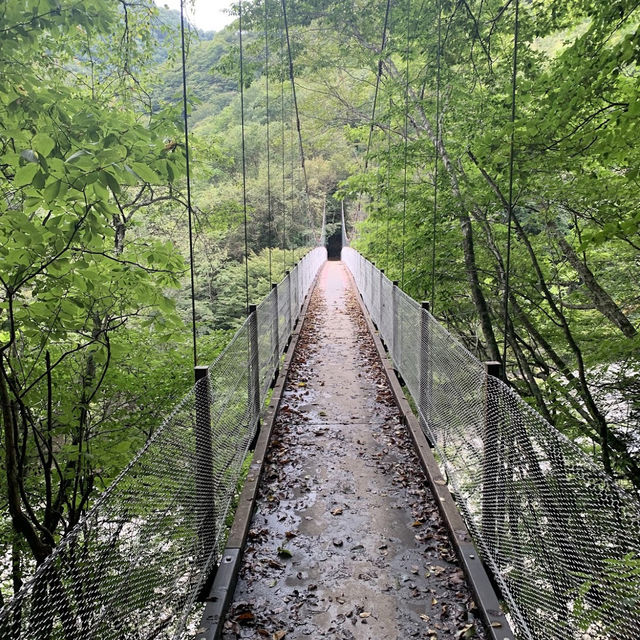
[
  {"left": 1, "top": 226, "right": 640, "bottom": 639},
  {"left": 2, "top": 0, "right": 640, "bottom": 639}
]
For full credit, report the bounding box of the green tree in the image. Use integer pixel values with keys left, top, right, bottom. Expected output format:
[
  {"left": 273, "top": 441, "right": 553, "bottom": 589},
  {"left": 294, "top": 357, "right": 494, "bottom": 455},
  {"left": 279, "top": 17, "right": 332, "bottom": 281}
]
[
  {"left": 0, "top": 0, "right": 189, "bottom": 597},
  {"left": 268, "top": 0, "right": 640, "bottom": 484}
]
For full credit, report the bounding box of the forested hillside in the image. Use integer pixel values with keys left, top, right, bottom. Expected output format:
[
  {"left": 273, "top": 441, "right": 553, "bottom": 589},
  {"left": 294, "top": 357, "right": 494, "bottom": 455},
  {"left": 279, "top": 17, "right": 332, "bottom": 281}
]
[
  {"left": 188, "top": 0, "right": 640, "bottom": 490},
  {"left": 0, "top": 1, "right": 236, "bottom": 600},
  {"left": 1, "top": 0, "right": 639, "bottom": 603}
]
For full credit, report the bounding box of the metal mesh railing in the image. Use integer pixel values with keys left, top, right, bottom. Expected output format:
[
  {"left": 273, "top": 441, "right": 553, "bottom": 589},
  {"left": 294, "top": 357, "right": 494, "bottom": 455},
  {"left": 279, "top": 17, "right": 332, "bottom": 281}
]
[
  {"left": 342, "top": 247, "right": 640, "bottom": 640},
  {"left": 0, "top": 247, "right": 327, "bottom": 640}
]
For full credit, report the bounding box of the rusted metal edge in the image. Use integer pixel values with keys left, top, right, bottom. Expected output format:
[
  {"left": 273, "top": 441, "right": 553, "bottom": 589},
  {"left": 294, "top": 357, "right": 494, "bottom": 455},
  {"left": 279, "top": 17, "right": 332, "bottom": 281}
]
[
  {"left": 194, "top": 267, "right": 323, "bottom": 640},
  {"left": 346, "top": 268, "right": 515, "bottom": 640}
]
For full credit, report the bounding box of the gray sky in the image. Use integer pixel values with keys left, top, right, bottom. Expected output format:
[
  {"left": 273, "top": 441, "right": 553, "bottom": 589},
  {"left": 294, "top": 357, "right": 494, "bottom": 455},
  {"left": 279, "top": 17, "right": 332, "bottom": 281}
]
[{"left": 156, "top": 1, "right": 237, "bottom": 32}]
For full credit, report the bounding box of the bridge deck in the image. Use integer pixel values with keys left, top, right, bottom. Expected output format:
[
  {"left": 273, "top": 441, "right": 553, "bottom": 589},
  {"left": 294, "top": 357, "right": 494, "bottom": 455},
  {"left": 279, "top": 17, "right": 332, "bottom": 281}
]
[{"left": 222, "top": 261, "right": 487, "bottom": 639}]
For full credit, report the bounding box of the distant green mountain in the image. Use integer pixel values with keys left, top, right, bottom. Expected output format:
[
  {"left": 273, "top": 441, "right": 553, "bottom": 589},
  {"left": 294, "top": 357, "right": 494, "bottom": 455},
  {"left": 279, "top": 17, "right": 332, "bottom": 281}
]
[{"left": 152, "top": 6, "right": 236, "bottom": 121}]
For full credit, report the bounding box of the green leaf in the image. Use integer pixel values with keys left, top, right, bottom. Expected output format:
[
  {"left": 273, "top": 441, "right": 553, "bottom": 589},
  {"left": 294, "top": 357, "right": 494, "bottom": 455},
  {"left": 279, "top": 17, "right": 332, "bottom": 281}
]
[
  {"left": 43, "top": 179, "right": 62, "bottom": 202},
  {"left": 60, "top": 299, "right": 79, "bottom": 317},
  {"left": 100, "top": 170, "right": 121, "bottom": 194},
  {"left": 32, "top": 133, "right": 55, "bottom": 157},
  {"left": 14, "top": 164, "right": 40, "bottom": 187},
  {"left": 131, "top": 162, "right": 160, "bottom": 184},
  {"left": 91, "top": 178, "right": 109, "bottom": 200},
  {"left": 23, "top": 196, "right": 42, "bottom": 213}
]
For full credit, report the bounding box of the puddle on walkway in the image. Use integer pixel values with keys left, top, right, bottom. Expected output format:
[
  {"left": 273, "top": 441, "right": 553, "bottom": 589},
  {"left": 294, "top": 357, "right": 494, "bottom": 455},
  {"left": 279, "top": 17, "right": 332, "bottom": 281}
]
[{"left": 222, "top": 262, "right": 487, "bottom": 640}]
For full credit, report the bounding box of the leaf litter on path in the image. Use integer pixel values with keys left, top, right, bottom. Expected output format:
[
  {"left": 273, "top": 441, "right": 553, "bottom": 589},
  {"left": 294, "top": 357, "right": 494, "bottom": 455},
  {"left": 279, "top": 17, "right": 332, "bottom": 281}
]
[{"left": 222, "top": 263, "right": 488, "bottom": 639}]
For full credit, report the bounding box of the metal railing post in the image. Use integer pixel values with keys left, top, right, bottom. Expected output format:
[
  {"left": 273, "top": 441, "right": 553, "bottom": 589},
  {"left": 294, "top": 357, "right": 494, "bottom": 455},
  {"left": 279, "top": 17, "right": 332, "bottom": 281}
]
[
  {"left": 285, "top": 270, "right": 292, "bottom": 338},
  {"left": 482, "top": 361, "right": 502, "bottom": 544},
  {"left": 363, "top": 258, "right": 369, "bottom": 305},
  {"left": 379, "top": 269, "right": 385, "bottom": 333},
  {"left": 362, "top": 255, "right": 366, "bottom": 295},
  {"left": 271, "top": 283, "right": 279, "bottom": 385},
  {"left": 371, "top": 262, "right": 377, "bottom": 321},
  {"left": 248, "top": 304, "right": 261, "bottom": 429},
  {"left": 370, "top": 261, "right": 375, "bottom": 311},
  {"left": 290, "top": 265, "right": 295, "bottom": 323},
  {"left": 292, "top": 262, "right": 299, "bottom": 322},
  {"left": 299, "top": 259, "right": 305, "bottom": 299},
  {"left": 419, "top": 302, "right": 433, "bottom": 445},
  {"left": 392, "top": 280, "right": 399, "bottom": 365},
  {"left": 194, "top": 365, "right": 215, "bottom": 597}
]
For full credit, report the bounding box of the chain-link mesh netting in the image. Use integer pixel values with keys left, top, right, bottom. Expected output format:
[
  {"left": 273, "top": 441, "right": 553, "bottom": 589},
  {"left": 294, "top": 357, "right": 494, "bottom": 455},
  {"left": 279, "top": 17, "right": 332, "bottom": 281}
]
[
  {"left": 369, "top": 260, "right": 380, "bottom": 325},
  {"left": 277, "top": 274, "right": 290, "bottom": 357},
  {"left": 379, "top": 272, "right": 394, "bottom": 352},
  {"left": 290, "top": 267, "right": 299, "bottom": 324},
  {"left": 342, "top": 247, "right": 640, "bottom": 640},
  {"left": 256, "top": 294, "right": 277, "bottom": 405},
  {"left": 0, "top": 247, "right": 326, "bottom": 640}
]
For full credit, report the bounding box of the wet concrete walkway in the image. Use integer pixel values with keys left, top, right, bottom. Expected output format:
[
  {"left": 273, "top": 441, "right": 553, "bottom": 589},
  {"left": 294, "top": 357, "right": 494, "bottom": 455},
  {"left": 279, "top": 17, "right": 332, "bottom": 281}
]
[{"left": 222, "top": 261, "right": 486, "bottom": 639}]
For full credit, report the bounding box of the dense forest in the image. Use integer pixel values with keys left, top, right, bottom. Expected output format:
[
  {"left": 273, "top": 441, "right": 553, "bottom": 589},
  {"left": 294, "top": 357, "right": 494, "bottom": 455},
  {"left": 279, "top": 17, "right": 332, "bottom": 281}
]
[{"left": 1, "top": 0, "right": 639, "bottom": 604}]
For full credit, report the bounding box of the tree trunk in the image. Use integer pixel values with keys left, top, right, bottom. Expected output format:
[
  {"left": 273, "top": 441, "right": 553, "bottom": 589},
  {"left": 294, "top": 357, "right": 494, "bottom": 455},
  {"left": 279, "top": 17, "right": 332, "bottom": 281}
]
[
  {"left": 459, "top": 211, "right": 502, "bottom": 361},
  {"left": 1, "top": 361, "right": 52, "bottom": 565},
  {"left": 552, "top": 229, "right": 637, "bottom": 338},
  {"left": 509, "top": 295, "right": 640, "bottom": 486}
]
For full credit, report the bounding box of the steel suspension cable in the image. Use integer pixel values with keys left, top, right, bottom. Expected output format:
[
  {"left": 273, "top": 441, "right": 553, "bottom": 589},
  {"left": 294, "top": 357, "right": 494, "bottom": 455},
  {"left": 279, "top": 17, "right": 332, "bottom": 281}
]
[
  {"left": 280, "top": 8, "right": 287, "bottom": 272},
  {"left": 401, "top": 0, "right": 411, "bottom": 289},
  {"left": 365, "top": 0, "right": 392, "bottom": 170},
  {"left": 386, "top": 98, "right": 391, "bottom": 273},
  {"left": 179, "top": 0, "right": 197, "bottom": 369},
  {"left": 290, "top": 110, "right": 295, "bottom": 265},
  {"left": 280, "top": 0, "right": 316, "bottom": 243},
  {"left": 264, "top": 0, "right": 273, "bottom": 284},
  {"left": 239, "top": 0, "right": 250, "bottom": 314},
  {"left": 502, "top": 0, "right": 520, "bottom": 377},
  {"left": 430, "top": 0, "right": 441, "bottom": 312}
]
